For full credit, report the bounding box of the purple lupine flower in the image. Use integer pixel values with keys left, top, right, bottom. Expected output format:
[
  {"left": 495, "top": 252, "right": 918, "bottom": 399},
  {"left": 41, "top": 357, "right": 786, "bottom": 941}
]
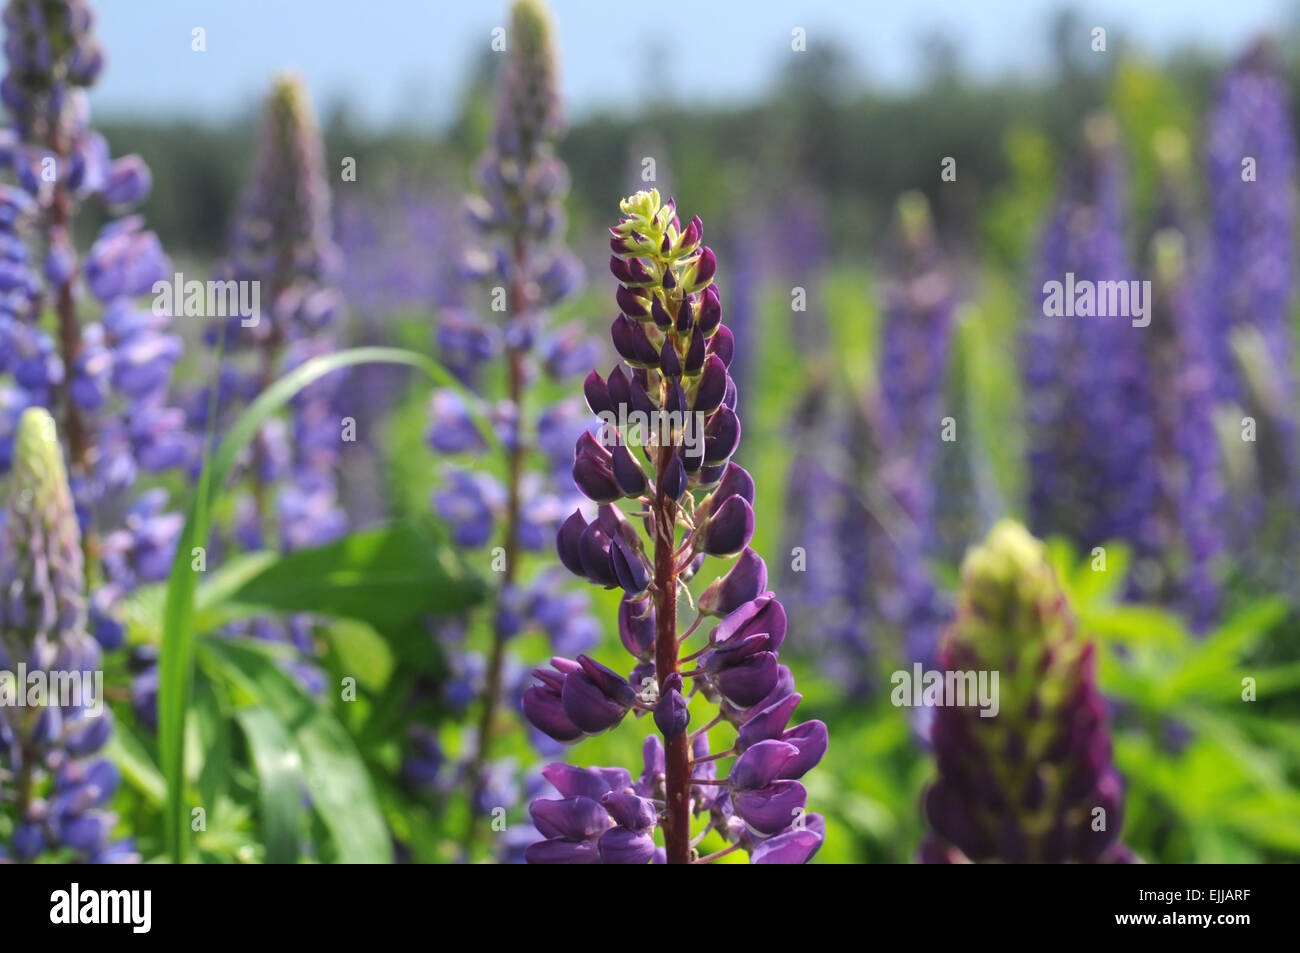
[
  {"left": 778, "top": 388, "right": 878, "bottom": 695},
  {"left": 879, "top": 193, "right": 957, "bottom": 552},
  {"left": 525, "top": 189, "right": 826, "bottom": 864},
  {"left": 0, "top": 408, "right": 137, "bottom": 863},
  {"left": 0, "top": 0, "right": 191, "bottom": 645},
  {"left": 1205, "top": 41, "right": 1300, "bottom": 580},
  {"left": 1141, "top": 141, "right": 1226, "bottom": 630},
  {"left": 920, "top": 521, "right": 1134, "bottom": 864},
  {"left": 1022, "top": 117, "right": 1160, "bottom": 566},
  {"left": 180, "top": 74, "right": 345, "bottom": 698},
  {"left": 407, "top": 0, "right": 601, "bottom": 859},
  {"left": 1205, "top": 41, "right": 1296, "bottom": 406}
]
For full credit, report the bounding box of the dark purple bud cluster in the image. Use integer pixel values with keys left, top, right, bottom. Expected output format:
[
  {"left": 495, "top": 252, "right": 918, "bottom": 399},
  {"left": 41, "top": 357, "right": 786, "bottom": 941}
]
[
  {"left": 920, "top": 521, "right": 1134, "bottom": 864},
  {"left": 524, "top": 189, "right": 826, "bottom": 864}
]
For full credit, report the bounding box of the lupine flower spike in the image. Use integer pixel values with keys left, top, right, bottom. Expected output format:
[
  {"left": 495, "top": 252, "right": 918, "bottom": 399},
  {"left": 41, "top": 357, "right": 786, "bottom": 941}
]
[
  {"left": 167, "top": 74, "right": 347, "bottom": 704},
  {"left": 0, "top": 408, "right": 135, "bottom": 862},
  {"left": 1205, "top": 41, "right": 1300, "bottom": 581},
  {"left": 425, "top": 0, "right": 598, "bottom": 854},
  {"left": 0, "top": 0, "right": 191, "bottom": 654},
  {"left": 525, "top": 190, "right": 827, "bottom": 864},
  {"left": 920, "top": 520, "right": 1134, "bottom": 864}
]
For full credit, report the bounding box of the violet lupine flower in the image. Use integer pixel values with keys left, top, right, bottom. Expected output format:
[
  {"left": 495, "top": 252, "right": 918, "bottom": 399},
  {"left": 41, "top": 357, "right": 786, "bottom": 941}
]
[
  {"left": 0, "top": 408, "right": 137, "bottom": 863},
  {"left": 878, "top": 193, "right": 956, "bottom": 553},
  {"left": 1140, "top": 140, "right": 1225, "bottom": 631},
  {"left": 210, "top": 73, "right": 345, "bottom": 549},
  {"left": 920, "top": 520, "right": 1134, "bottom": 864},
  {"left": 0, "top": 0, "right": 191, "bottom": 645},
  {"left": 414, "top": 0, "right": 598, "bottom": 851},
  {"left": 334, "top": 189, "right": 461, "bottom": 525},
  {"left": 874, "top": 194, "right": 963, "bottom": 662},
  {"left": 525, "top": 189, "right": 827, "bottom": 864},
  {"left": 1205, "top": 42, "right": 1300, "bottom": 575},
  {"left": 178, "top": 74, "right": 345, "bottom": 700},
  {"left": 778, "top": 391, "right": 875, "bottom": 697},
  {"left": 1022, "top": 117, "right": 1160, "bottom": 566}
]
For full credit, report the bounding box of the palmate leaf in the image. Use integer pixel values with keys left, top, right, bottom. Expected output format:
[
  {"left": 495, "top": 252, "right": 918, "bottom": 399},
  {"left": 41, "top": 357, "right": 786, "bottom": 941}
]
[{"left": 161, "top": 346, "right": 495, "bottom": 863}]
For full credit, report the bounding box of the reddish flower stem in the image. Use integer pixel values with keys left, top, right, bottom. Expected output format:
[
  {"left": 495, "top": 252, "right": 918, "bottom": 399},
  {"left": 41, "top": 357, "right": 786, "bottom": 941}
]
[{"left": 653, "top": 441, "right": 691, "bottom": 864}]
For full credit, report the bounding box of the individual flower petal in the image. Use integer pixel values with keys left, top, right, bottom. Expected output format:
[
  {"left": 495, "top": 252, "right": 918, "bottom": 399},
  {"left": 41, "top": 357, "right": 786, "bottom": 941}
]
[
  {"left": 733, "top": 780, "right": 807, "bottom": 837},
  {"left": 778, "top": 720, "right": 829, "bottom": 780},
  {"left": 597, "top": 826, "right": 656, "bottom": 864}
]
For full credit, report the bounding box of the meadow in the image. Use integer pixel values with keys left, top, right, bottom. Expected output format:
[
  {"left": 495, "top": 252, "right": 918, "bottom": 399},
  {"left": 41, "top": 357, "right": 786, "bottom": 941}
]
[{"left": 0, "top": 0, "right": 1297, "bottom": 866}]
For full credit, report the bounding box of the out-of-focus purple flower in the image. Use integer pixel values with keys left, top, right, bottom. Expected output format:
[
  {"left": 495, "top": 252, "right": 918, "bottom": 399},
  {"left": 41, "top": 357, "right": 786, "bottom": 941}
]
[
  {"left": 1022, "top": 117, "right": 1160, "bottom": 569},
  {"left": 0, "top": 1, "right": 190, "bottom": 711},
  {"left": 1205, "top": 41, "right": 1300, "bottom": 583},
  {"left": 0, "top": 409, "right": 132, "bottom": 862},
  {"left": 920, "top": 521, "right": 1133, "bottom": 864},
  {"left": 421, "top": 0, "right": 606, "bottom": 861}
]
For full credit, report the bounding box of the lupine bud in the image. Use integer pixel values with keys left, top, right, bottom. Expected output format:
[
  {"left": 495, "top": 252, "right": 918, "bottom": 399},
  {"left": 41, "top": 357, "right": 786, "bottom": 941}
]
[
  {"left": 610, "top": 442, "right": 647, "bottom": 497},
  {"left": 708, "top": 325, "right": 734, "bottom": 367},
  {"left": 522, "top": 673, "right": 584, "bottom": 743},
  {"left": 0, "top": 407, "right": 84, "bottom": 645},
  {"left": 610, "top": 532, "right": 653, "bottom": 596},
  {"left": 920, "top": 520, "right": 1133, "bottom": 864},
  {"left": 0, "top": 408, "right": 131, "bottom": 862},
  {"left": 700, "top": 494, "right": 754, "bottom": 557},
  {"left": 611, "top": 313, "right": 658, "bottom": 366},
  {"left": 618, "top": 596, "right": 655, "bottom": 660},
  {"left": 556, "top": 509, "right": 589, "bottom": 577},
  {"left": 729, "top": 740, "right": 807, "bottom": 836},
  {"left": 577, "top": 519, "right": 620, "bottom": 587},
  {"left": 573, "top": 431, "right": 621, "bottom": 504},
  {"left": 698, "top": 547, "right": 768, "bottom": 617},
  {"left": 583, "top": 369, "right": 612, "bottom": 416},
  {"left": 653, "top": 673, "right": 689, "bottom": 741},
  {"left": 659, "top": 450, "right": 687, "bottom": 502},
  {"left": 560, "top": 655, "right": 635, "bottom": 735}
]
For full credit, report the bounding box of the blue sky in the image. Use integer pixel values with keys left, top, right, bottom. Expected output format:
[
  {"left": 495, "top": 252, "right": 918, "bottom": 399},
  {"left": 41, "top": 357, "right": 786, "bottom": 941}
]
[{"left": 90, "top": 0, "right": 1296, "bottom": 128}]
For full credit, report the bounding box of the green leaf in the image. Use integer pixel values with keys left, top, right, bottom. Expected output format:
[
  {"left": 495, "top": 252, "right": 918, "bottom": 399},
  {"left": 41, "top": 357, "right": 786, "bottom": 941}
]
[
  {"left": 323, "top": 618, "right": 395, "bottom": 692},
  {"left": 202, "top": 637, "right": 393, "bottom": 863},
  {"left": 162, "top": 346, "right": 484, "bottom": 863},
  {"left": 219, "top": 521, "right": 486, "bottom": 631},
  {"left": 235, "top": 707, "right": 305, "bottom": 864},
  {"left": 192, "top": 672, "right": 234, "bottom": 812},
  {"left": 104, "top": 721, "right": 165, "bottom": 807}
]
